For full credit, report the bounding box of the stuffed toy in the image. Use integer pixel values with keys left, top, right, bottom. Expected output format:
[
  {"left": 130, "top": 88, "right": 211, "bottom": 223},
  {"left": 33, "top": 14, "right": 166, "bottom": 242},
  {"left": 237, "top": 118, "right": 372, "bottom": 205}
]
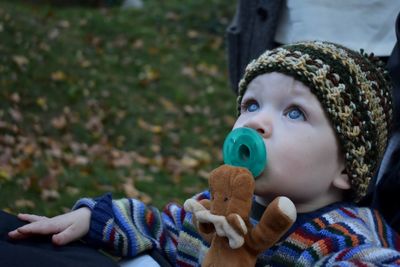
[{"left": 184, "top": 164, "right": 297, "bottom": 267}]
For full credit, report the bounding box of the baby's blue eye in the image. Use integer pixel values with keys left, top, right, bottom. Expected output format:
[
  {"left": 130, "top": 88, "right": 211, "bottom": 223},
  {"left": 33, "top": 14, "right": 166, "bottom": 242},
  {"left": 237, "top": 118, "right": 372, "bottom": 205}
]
[
  {"left": 247, "top": 103, "right": 259, "bottom": 112},
  {"left": 240, "top": 100, "right": 260, "bottom": 113},
  {"left": 286, "top": 107, "right": 305, "bottom": 121}
]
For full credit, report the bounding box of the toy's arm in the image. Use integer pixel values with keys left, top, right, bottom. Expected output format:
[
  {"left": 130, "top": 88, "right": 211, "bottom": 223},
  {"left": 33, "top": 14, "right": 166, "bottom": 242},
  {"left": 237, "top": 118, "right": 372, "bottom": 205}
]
[
  {"left": 195, "top": 201, "right": 248, "bottom": 237},
  {"left": 248, "top": 197, "right": 296, "bottom": 253},
  {"left": 197, "top": 199, "right": 215, "bottom": 234},
  {"left": 184, "top": 198, "right": 214, "bottom": 233},
  {"left": 183, "top": 199, "right": 247, "bottom": 249},
  {"left": 226, "top": 214, "right": 247, "bottom": 236}
]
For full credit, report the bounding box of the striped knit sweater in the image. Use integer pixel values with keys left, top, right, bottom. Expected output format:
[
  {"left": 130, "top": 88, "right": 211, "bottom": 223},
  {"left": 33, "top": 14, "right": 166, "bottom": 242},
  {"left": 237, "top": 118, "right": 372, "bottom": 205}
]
[{"left": 74, "top": 191, "right": 400, "bottom": 266}]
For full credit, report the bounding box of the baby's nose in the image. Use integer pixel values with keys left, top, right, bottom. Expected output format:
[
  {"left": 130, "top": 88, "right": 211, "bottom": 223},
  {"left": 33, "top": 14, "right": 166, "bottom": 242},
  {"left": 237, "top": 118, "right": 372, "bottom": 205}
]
[
  {"left": 255, "top": 125, "right": 272, "bottom": 138},
  {"left": 245, "top": 121, "right": 272, "bottom": 139}
]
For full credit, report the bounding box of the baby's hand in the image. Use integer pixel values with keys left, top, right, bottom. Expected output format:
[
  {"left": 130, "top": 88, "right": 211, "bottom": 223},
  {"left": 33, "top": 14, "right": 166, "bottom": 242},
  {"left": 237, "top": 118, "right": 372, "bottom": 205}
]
[{"left": 8, "top": 207, "right": 91, "bottom": 246}]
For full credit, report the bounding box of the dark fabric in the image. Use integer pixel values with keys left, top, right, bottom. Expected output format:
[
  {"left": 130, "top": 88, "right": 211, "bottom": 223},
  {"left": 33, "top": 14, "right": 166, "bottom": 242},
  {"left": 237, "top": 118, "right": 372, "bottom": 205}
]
[
  {"left": 372, "top": 146, "right": 400, "bottom": 233},
  {"left": 149, "top": 250, "right": 173, "bottom": 267},
  {"left": 362, "top": 133, "right": 400, "bottom": 233},
  {"left": 0, "top": 210, "right": 119, "bottom": 267},
  {"left": 226, "top": 0, "right": 283, "bottom": 94},
  {"left": 361, "top": 12, "right": 400, "bottom": 234},
  {"left": 387, "top": 12, "right": 400, "bottom": 132}
]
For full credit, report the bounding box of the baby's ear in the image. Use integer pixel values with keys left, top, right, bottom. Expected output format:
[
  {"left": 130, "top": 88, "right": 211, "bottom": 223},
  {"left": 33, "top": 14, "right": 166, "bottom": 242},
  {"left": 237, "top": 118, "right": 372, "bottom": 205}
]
[{"left": 332, "top": 169, "right": 351, "bottom": 190}]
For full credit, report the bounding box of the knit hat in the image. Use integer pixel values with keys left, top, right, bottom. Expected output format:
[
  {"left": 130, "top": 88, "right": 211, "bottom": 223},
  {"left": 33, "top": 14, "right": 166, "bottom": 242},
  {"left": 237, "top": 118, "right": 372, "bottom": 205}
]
[{"left": 237, "top": 41, "right": 393, "bottom": 202}]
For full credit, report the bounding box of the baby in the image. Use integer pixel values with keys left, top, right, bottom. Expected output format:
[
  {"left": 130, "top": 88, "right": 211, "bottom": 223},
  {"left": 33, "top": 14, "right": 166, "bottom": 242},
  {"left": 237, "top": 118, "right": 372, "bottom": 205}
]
[{"left": 9, "top": 41, "right": 400, "bottom": 266}]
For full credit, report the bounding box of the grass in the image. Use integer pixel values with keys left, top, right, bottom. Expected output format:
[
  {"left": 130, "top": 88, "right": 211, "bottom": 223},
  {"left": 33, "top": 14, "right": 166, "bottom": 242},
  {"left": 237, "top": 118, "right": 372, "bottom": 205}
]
[{"left": 0, "top": 0, "right": 237, "bottom": 216}]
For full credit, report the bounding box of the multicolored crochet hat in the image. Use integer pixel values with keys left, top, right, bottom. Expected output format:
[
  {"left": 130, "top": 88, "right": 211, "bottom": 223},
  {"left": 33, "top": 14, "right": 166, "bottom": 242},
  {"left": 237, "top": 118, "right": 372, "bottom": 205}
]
[{"left": 237, "top": 41, "right": 393, "bottom": 201}]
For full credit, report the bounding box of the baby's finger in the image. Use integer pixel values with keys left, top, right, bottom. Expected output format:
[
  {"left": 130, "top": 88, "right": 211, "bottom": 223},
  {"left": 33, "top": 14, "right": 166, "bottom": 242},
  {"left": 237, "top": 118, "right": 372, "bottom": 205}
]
[
  {"left": 8, "top": 229, "right": 31, "bottom": 240},
  {"left": 17, "top": 219, "right": 65, "bottom": 235},
  {"left": 17, "top": 213, "right": 48, "bottom": 223},
  {"left": 52, "top": 225, "right": 82, "bottom": 246}
]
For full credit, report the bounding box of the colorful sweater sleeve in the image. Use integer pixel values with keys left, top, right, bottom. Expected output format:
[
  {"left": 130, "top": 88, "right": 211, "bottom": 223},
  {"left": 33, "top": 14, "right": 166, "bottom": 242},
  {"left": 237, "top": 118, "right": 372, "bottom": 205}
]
[
  {"left": 73, "top": 191, "right": 210, "bottom": 265},
  {"left": 270, "top": 207, "right": 400, "bottom": 266},
  {"left": 312, "top": 211, "right": 400, "bottom": 266}
]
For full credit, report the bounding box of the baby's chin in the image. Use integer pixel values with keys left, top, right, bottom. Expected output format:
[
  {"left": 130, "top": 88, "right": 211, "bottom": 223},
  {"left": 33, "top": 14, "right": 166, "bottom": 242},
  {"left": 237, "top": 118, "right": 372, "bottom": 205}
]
[
  {"left": 253, "top": 179, "right": 277, "bottom": 199},
  {"left": 253, "top": 173, "right": 269, "bottom": 189},
  {"left": 253, "top": 174, "right": 290, "bottom": 201}
]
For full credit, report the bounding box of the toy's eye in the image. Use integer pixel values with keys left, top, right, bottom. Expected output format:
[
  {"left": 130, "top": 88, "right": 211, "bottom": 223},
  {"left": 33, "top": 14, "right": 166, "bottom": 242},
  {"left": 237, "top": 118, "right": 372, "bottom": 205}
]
[{"left": 224, "top": 197, "right": 228, "bottom": 202}]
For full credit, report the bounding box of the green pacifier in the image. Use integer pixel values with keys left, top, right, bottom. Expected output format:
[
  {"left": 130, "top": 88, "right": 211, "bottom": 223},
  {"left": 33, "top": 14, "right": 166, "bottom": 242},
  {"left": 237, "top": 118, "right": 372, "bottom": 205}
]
[{"left": 222, "top": 127, "right": 267, "bottom": 178}]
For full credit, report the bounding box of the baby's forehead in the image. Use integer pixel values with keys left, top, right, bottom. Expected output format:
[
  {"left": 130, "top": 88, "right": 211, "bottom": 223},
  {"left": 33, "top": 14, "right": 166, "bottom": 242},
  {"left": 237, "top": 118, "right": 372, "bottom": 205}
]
[{"left": 246, "top": 72, "right": 313, "bottom": 97}]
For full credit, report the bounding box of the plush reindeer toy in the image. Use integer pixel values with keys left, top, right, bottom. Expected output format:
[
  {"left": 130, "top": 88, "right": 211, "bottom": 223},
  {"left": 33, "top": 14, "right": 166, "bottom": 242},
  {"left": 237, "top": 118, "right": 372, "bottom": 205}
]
[{"left": 184, "top": 165, "right": 296, "bottom": 267}]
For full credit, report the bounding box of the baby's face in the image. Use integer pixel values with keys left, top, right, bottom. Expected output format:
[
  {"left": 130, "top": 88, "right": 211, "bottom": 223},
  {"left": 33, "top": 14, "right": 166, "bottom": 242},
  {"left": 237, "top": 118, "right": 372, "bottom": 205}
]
[{"left": 233, "top": 72, "right": 349, "bottom": 211}]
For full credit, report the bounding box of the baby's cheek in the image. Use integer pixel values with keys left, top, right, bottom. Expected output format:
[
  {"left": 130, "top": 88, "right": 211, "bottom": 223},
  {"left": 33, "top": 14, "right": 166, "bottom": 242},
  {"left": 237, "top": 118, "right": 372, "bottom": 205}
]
[{"left": 271, "top": 143, "right": 305, "bottom": 174}]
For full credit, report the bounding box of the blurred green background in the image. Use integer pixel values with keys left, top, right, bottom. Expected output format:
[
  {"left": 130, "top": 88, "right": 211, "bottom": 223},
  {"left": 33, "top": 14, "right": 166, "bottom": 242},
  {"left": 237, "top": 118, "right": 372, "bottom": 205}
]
[{"left": 0, "top": 0, "right": 236, "bottom": 216}]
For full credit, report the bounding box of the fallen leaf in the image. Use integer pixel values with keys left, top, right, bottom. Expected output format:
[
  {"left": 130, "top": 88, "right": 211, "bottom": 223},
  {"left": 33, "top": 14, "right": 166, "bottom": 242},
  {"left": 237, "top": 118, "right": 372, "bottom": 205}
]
[
  {"left": 15, "top": 199, "right": 35, "bottom": 208},
  {"left": 51, "top": 115, "right": 67, "bottom": 129},
  {"left": 18, "top": 176, "right": 33, "bottom": 191},
  {"left": 150, "top": 144, "right": 161, "bottom": 153},
  {"left": 187, "top": 30, "right": 199, "bottom": 38},
  {"left": 58, "top": 20, "right": 70, "bottom": 28},
  {"left": 79, "top": 59, "right": 91, "bottom": 68},
  {"left": 210, "top": 37, "right": 223, "bottom": 50},
  {"left": 131, "top": 152, "right": 151, "bottom": 165},
  {"left": 137, "top": 118, "right": 162, "bottom": 134},
  {"left": 196, "top": 63, "right": 219, "bottom": 77},
  {"left": 181, "top": 155, "right": 199, "bottom": 169},
  {"left": 112, "top": 153, "right": 132, "bottom": 167},
  {"left": 2, "top": 134, "right": 15, "bottom": 145},
  {"left": 183, "top": 105, "right": 195, "bottom": 114},
  {"left": 122, "top": 178, "right": 140, "bottom": 198},
  {"left": 79, "top": 19, "right": 87, "bottom": 26},
  {"left": 183, "top": 185, "right": 201, "bottom": 194},
  {"left": 139, "top": 193, "right": 152, "bottom": 205},
  {"left": 85, "top": 116, "right": 103, "bottom": 132},
  {"left": 165, "top": 11, "right": 180, "bottom": 21},
  {"left": 36, "top": 97, "right": 48, "bottom": 110},
  {"left": 181, "top": 65, "right": 196, "bottom": 79},
  {"left": 51, "top": 71, "right": 66, "bottom": 81},
  {"left": 48, "top": 28, "right": 60, "bottom": 39},
  {"left": 159, "top": 97, "right": 179, "bottom": 113},
  {"left": 41, "top": 189, "right": 60, "bottom": 201},
  {"left": 131, "top": 39, "right": 143, "bottom": 49},
  {"left": 223, "top": 115, "right": 236, "bottom": 126},
  {"left": 147, "top": 47, "right": 159, "bottom": 55},
  {"left": 186, "top": 148, "right": 211, "bottom": 164},
  {"left": 22, "top": 143, "right": 36, "bottom": 156},
  {"left": 12, "top": 55, "right": 29, "bottom": 67},
  {"left": 0, "top": 166, "right": 12, "bottom": 181},
  {"left": 74, "top": 155, "right": 89, "bottom": 166},
  {"left": 197, "top": 169, "right": 210, "bottom": 180},
  {"left": 10, "top": 93, "right": 20, "bottom": 103},
  {"left": 39, "top": 42, "right": 50, "bottom": 51},
  {"left": 139, "top": 66, "right": 160, "bottom": 85},
  {"left": 39, "top": 174, "right": 59, "bottom": 190},
  {"left": 66, "top": 186, "right": 80, "bottom": 196},
  {"left": 96, "top": 184, "right": 115, "bottom": 192},
  {"left": 9, "top": 108, "right": 22, "bottom": 122}
]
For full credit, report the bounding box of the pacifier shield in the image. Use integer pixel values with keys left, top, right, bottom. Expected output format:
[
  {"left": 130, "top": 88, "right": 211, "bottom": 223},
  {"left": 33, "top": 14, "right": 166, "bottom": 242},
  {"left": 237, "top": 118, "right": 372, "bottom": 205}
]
[{"left": 222, "top": 127, "right": 267, "bottom": 178}]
